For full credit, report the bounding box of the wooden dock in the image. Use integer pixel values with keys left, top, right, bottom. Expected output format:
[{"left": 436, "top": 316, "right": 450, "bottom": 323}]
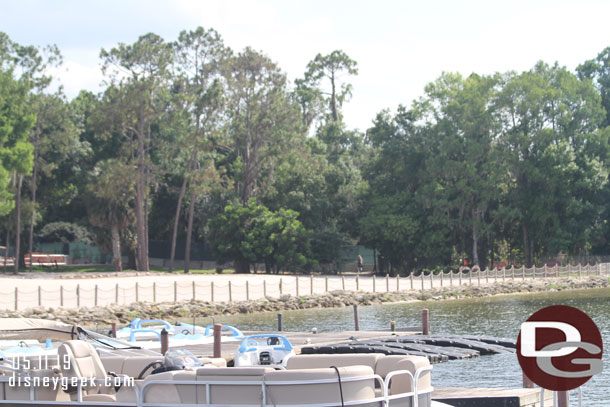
[{"left": 433, "top": 387, "right": 554, "bottom": 407}]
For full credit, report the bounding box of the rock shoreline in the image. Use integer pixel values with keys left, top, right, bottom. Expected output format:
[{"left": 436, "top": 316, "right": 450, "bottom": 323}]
[{"left": 1, "top": 277, "right": 607, "bottom": 326}]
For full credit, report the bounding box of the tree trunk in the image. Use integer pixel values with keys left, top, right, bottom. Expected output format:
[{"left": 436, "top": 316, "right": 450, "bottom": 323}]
[
  {"left": 135, "top": 113, "right": 148, "bottom": 271},
  {"left": 235, "top": 259, "right": 250, "bottom": 274},
  {"left": 472, "top": 208, "right": 479, "bottom": 266},
  {"left": 13, "top": 175, "right": 23, "bottom": 275},
  {"left": 330, "top": 72, "right": 338, "bottom": 122},
  {"left": 144, "top": 152, "right": 150, "bottom": 270},
  {"left": 529, "top": 236, "right": 534, "bottom": 268},
  {"left": 110, "top": 223, "right": 122, "bottom": 272},
  {"left": 3, "top": 228, "right": 9, "bottom": 273},
  {"left": 169, "top": 176, "right": 188, "bottom": 273},
  {"left": 28, "top": 137, "right": 39, "bottom": 274},
  {"left": 373, "top": 248, "right": 377, "bottom": 272},
  {"left": 184, "top": 190, "right": 196, "bottom": 274},
  {"left": 170, "top": 151, "right": 197, "bottom": 273},
  {"left": 522, "top": 224, "right": 530, "bottom": 267}
]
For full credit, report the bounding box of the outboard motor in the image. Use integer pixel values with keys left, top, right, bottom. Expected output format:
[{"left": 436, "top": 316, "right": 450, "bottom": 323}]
[{"left": 259, "top": 351, "right": 272, "bottom": 365}]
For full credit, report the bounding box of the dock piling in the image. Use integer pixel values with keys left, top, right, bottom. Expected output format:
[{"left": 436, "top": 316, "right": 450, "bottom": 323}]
[
  {"left": 353, "top": 304, "right": 360, "bottom": 331},
  {"left": 522, "top": 373, "right": 534, "bottom": 388},
  {"left": 213, "top": 324, "right": 222, "bottom": 358},
  {"left": 111, "top": 322, "right": 117, "bottom": 338},
  {"left": 277, "top": 313, "right": 283, "bottom": 331},
  {"left": 160, "top": 328, "right": 169, "bottom": 355},
  {"left": 422, "top": 308, "right": 430, "bottom": 335}
]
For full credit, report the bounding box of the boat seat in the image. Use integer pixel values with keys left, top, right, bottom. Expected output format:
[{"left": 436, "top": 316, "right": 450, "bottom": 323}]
[
  {"left": 102, "top": 356, "right": 164, "bottom": 379},
  {"left": 116, "top": 370, "right": 197, "bottom": 404},
  {"left": 101, "top": 355, "right": 226, "bottom": 379},
  {"left": 58, "top": 340, "right": 115, "bottom": 396},
  {"left": 375, "top": 355, "right": 431, "bottom": 394},
  {"left": 264, "top": 366, "right": 376, "bottom": 405},
  {"left": 196, "top": 367, "right": 274, "bottom": 405},
  {"left": 286, "top": 353, "right": 384, "bottom": 371},
  {"left": 4, "top": 368, "right": 64, "bottom": 401}
]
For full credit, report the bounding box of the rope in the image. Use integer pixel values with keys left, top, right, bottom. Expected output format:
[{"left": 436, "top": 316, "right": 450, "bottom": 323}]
[{"left": 330, "top": 366, "right": 345, "bottom": 407}]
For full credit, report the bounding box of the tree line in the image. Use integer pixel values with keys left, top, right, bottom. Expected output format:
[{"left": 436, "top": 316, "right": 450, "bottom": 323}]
[{"left": 1, "top": 28, "right": 609, "bottom": 274}]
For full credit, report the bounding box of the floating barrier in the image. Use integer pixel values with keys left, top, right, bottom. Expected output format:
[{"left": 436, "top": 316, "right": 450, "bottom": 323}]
[{"left": 301, "top": 334, "right": 514, "bottom": 363}]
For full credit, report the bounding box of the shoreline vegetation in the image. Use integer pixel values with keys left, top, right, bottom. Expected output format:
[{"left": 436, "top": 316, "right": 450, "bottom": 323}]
[{"left": 1, "top": 277, "right": 607, "bottom": 327}]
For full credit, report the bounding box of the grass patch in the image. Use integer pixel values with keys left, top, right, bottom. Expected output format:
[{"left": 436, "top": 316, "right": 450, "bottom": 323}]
[{"left": 13, "top": 264, "right": 235, "bottom": 274}]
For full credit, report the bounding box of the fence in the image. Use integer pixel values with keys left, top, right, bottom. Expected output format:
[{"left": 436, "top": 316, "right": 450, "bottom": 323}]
[{"left": 1, "top": 263, "right": 608, "bottom": 311}]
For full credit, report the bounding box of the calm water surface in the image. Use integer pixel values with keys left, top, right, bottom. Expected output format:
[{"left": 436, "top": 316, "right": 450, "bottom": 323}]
[{"left": 205, "top": 288, "right": 610, "bottom": 406}]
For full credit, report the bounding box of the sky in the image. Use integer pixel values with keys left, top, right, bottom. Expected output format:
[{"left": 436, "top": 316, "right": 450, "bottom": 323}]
[{"left": 1, "top": 0, "right": 609, "bottom": 132}]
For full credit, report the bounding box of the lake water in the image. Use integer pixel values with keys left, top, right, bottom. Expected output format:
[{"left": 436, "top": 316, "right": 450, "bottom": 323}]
[{"left": 207, "top": 288, "right": 610, "bottom": 406}]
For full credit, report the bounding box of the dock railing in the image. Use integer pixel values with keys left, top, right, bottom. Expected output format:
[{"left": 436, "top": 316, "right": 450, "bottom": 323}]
[{"left": 0, "top": 262, "right": 608, "bottom": 311}]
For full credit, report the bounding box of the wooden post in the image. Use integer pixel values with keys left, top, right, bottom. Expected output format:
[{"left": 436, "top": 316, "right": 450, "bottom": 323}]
[
  {"left": 522, "top": 265, "right": 525, "bottom": 280},
  {"left": 440, "top": 270, "right": 444, "bottom": 287},
  {"left": 211, "top": 281, "right": 215, "bottom": 302},
  {"left": 578, "top": 263, "right": 582, "bottom": 278},
  {"left": 511, "top": 266, "right": 515, "bottom": 280},
  {"left": 14, "top": 287, "right": 18, "bottom": 310},
  {"left": 587, "top": 263, "right": 591, "bottom": 277},
  {"left": 160, "top": 328, "right": 169, "bottom": 355},
  {"left": 543, "top": 264, "right": 547, "bottom": 278},
  {"left": 421, "top": 272, "right": 425, "bottom": 292},
  {"left": 555, "top": 264, "right": 558, "bottom": 277},
  {"left": 495, "top": 268, "right": 498, "bottom": 283},
  {"left": 277, "top": 313, "right": 283, "bottom": 331},
  {"left": 356, "top": 274, "right": 360, "bottom": 291},
  {"left": 557, "top": 391, "right": 569, "bottom": 407},
  {"left": 280, "top": 278, "right": 283, "bottom": 295},
  {"left": 386, "top": 274, "right": 389, "bottom": 292},
  {"left": 485, "top": 268, "right": 489, "bottom": 283},
  {"left": 192, "top": 281, "right": 196, "bottom": 300},
  {"left": 135, "top": 282, "right": 139, "bottom": 302},
  {"left": 477, "top": 269, "right": 480, "bottom": 285},
  {"left": 341, "top": 275, "right": 345, "bottom": 290},
  {"left": 296, "top": 276, "right": 299, "bottom": 296},
  {"left": 373, "top": 275, "right": 376, "bottom": 292},
  {"left": 246, "top": 280, "right": 249, "bottom": 300},
  {"left": 353, "top": 304, "right": 360, "bottom": 331},
  {"left": 152, "top": 282, "right": 156, "bottom": 303},
  {"left": 213, "top": 324, "right": 222, "bottom": 358},
  {"left": 111, "top": 322, "right": 117, "bottom": 338},
  {"left": 263, "top": 280, "right": 266, "bottom": 298},
  {"left": 95, "top": 285, "right": 98, "bottom": 306},
  {"left": 422, "top": 308, "right": 430, "bottom": 335},
  {"left": 38, "top": 286, "right": 41, "bottom": 307},
  {"left": 228, "top": 281, "right": 232, "bottom": 302},
  {"left": 115, "top": 283, "right": 118, "bottom": 304},
  {"left": 450, "top": 270, "right": 453, "bottom": 286},
  {"left": 325, "top": 275, "right": 328, "bottom": 292},
  {"left": 396, "top": 275, "right": 400, "bottom": 292},
  {"left": 469, "top": 269, "right": 472, "bottom": 285},
  {"left": 430, "top": 271, "right": 434, "bottom": 288},
  {"left": 598, "top": 263, "right": 602, "bottom": 276},
  {"left": 76, "top": 285, "right": 80, "bottom": 307},
  {"left": 522, "top": 372, "right": 535, "bottom": 388},
  {"left": 174, "top": 281, "right": 178, "bottom": 302},
  {"left": 459, "top": 270, "right": 462, "bottom": 286},
  {"left": 410, "top": 273, "right": 414, "bottom": 289},
  {"left": 310, "top": 274, "right": 314, "bottom": 295}
]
